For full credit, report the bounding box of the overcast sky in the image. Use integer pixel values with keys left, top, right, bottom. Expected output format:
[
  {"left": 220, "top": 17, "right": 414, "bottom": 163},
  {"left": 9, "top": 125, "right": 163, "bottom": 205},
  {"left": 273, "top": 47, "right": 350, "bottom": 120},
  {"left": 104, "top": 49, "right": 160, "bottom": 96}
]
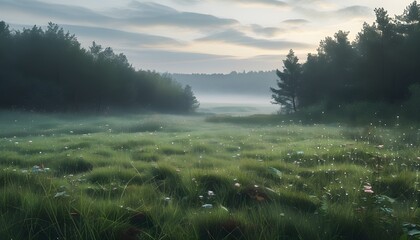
[{"left": 0, "top": 0, "right": 413, "bottom": 73}]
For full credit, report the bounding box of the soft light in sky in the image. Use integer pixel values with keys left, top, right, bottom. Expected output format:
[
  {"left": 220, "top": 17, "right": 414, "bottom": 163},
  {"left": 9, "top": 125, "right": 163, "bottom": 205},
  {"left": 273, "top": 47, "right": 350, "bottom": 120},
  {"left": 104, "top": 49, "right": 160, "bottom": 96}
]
[{"left": 0, "top": 0, "right": 413, "bottom": 73}]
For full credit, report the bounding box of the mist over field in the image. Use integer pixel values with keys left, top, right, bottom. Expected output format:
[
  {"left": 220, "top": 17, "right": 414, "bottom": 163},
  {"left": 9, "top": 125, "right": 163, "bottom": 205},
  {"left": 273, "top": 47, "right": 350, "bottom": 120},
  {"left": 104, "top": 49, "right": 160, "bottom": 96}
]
[
  {"left": 196, "top": 94, "right": 278, "bottom": 115},
  {"left": 171, "top": 71, "right": 276, "bottom": 97},
  {"left": 1, "top": 1, "right": 420, "bottom": 239},
  {"left": 171, "top": 71, "right": 279, "bottom": 115}
]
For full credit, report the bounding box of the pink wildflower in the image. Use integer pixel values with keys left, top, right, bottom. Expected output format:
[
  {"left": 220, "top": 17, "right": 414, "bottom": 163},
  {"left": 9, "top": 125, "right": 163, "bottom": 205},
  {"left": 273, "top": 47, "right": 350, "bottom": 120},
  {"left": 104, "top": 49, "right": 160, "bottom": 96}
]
[{"left": 363, "top": 185, "right": 374, "bottom": 194}]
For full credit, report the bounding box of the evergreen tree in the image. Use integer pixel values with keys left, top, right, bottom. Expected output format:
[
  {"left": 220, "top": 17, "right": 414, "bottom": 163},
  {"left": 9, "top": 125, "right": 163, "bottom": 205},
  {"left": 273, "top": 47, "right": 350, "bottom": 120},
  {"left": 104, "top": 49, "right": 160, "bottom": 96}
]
[
  {"left": 399, "top": 1, "right": 420, "bottom": 23},
  {"left": 270, "top": 49, "right": 301, "bottom": 112}
]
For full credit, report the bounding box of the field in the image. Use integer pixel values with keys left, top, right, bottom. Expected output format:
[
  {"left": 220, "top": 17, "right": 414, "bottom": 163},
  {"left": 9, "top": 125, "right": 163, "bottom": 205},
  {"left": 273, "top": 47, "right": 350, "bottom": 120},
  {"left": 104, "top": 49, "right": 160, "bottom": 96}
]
[{"left": 0, "top": 110, "right": 419, "bottom": 239}]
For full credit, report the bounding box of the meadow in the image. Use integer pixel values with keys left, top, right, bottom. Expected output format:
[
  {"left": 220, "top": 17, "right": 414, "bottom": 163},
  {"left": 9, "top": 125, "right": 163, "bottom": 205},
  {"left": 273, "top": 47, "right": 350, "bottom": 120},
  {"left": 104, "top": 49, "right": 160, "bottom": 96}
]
[{"left": 0, "top": 110, "right": 419, "bottom": 239}]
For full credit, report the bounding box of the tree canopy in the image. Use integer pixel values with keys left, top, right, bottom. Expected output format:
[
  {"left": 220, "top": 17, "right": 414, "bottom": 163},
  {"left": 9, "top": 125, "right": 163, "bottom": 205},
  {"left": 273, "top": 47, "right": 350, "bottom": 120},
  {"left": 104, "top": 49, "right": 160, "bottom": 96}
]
[
  {"left": 273, "top": 1, "right": 420, "bottom": 114},
  {"left": 0, "top": 22, "right": 199, "bottom": 113}
]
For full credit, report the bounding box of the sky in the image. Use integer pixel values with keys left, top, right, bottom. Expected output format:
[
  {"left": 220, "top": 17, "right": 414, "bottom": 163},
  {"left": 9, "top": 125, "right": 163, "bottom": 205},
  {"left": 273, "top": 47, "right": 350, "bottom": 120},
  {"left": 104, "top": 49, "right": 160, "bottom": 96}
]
[{"left": 0, "top": 0, "right": 413, "bottom": 73}]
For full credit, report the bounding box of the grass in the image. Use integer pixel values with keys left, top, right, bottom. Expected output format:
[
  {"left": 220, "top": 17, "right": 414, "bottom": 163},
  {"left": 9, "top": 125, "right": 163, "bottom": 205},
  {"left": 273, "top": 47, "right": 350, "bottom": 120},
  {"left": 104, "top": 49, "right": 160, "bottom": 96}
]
[{"left": 0, "top": 110, "right": 419, "bottom": 239}]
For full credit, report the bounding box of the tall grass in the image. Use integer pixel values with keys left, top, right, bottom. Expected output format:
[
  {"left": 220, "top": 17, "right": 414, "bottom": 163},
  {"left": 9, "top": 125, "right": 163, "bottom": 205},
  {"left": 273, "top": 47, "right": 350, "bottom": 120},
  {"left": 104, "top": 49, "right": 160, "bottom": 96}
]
[{"left": 0, "top": 110, "right": 418, "bottom": 239}]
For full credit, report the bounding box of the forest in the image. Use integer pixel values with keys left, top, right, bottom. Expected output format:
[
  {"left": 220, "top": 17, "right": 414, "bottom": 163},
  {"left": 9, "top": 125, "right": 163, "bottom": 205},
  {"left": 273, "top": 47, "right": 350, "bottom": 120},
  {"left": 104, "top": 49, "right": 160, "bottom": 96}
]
[
  {"left": 271, "top": 2, "right": 420, "bottom": 120},
  {"left": 0, "top": 22, "right": 199, "bottom": 113}
]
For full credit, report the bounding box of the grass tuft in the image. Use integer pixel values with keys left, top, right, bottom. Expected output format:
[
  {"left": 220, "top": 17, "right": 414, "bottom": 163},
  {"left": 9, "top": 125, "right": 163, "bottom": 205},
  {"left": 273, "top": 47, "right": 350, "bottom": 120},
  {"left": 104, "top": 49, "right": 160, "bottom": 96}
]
[{"left": 55, "top": 157, "right": 93, "bottom": 175}]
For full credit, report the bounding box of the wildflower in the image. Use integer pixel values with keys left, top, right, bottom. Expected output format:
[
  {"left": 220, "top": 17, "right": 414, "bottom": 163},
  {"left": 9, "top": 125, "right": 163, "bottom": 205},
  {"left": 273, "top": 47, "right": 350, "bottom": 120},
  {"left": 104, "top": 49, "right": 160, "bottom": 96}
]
[
  {"left": 363, "top": 185, "right": 374, "bottom": 194},
  {"left": 234, "top": 183, "right": 241, "bottom": 188},
  {"left": 364, "top": 189, "right": 374, "bottom": 194},
  {"left": 208, "top": 190, "right": 215, "bottom": 197}
]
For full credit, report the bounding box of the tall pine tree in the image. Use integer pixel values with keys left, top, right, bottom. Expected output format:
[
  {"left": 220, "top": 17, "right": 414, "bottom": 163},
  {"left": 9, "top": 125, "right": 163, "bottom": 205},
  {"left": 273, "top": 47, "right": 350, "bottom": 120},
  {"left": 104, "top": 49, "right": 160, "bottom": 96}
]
[{"left": 271, "top": 49, "right": 301, "bottom": 113}]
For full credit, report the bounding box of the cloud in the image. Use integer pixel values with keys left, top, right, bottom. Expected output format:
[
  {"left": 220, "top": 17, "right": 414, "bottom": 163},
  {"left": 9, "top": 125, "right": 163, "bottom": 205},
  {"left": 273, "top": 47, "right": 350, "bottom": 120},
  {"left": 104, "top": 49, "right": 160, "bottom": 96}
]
[
  {"left": 112, "top": 1, "right": 239, "bottom": 29},
  {"left": 250, "top": 24, "right": 283, "bottom": 37},
  {"left": 231, "top": 0, "right": 287, "bottom": 7},
  {"left": 130, "top": 49, "right": 233, "bottom": 63},
  {"left": 287, "top": 0, "right": 323, "bottom": 4},
  {"left": 282, "top": 19, "right": 310, "bottom": 25},
  {"left": 171, "top": 0, "right": 201, "bottom": 5},
  {"left": 60, "top": 24, "right": 183, "bottom": 48},
  {"left": 296, "top": 5, "right": 372, "bottom": 20},
  {"left": 170, "top": 0, "right": 288, "bottom": 7},
  {"left": 124, "top": 49, "right": 238, "bottom": 73},
  {"left": 0, "top": 0, "right": 111, "bottom": 24},
  {"left": 197, "top": 29, "right": 311, "bottom": 50},
  {"left": 336, "top": 6, "right": 372, "bottom": 18},
  {"left": 0, "top": 0, "right": 239, "bottom": 31}
]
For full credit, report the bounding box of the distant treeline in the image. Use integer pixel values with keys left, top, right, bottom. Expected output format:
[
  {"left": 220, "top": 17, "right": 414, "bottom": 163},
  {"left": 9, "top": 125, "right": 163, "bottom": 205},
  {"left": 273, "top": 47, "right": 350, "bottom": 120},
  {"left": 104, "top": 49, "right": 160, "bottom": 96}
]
[
  {"left": 172, "top": 71, "right": 276, "bottom": 97},
  {"left": 274, "top": 2, "right": 420, "bottom": 116},
  {"left": 0, "top": 22, "right": 198, "bottom": 112}
]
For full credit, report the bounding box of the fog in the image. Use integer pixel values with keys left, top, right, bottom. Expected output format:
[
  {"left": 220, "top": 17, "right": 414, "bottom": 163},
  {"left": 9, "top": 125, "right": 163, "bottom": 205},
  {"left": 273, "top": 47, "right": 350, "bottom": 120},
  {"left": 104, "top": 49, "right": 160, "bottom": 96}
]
[
  {"left": 195, "top": 94, "right": 278, "bottom": 115},
  {"left": 171, "top": 71, "right": 276, "bottom": 96},
  {"left": 172, "top": 71, "right": 279, "bottom": 115}
]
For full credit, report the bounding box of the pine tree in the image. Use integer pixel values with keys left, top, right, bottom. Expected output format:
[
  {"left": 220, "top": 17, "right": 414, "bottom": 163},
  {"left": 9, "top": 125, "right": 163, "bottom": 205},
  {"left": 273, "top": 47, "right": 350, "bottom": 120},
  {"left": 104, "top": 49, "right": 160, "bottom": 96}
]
[{"left": 270, "top": 49, "right": 301, "bottom": 113}]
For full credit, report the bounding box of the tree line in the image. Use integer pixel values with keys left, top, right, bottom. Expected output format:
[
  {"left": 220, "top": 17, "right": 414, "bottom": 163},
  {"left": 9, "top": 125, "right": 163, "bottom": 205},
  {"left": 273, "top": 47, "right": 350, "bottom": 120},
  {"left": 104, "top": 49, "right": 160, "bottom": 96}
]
[
  {"left": 271, "top": 1, "right": 420, "bottom": 118},
  {"left": 0, "top": 22, "right": 199, "bottom": 113}
]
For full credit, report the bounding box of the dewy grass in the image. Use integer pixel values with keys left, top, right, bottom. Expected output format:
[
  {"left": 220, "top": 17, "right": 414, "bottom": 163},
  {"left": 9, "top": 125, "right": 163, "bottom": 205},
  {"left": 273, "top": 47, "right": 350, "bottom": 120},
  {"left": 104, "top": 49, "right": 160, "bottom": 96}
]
[{"left": 0, "top": 111, "right": 419, "bottom": 239}]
